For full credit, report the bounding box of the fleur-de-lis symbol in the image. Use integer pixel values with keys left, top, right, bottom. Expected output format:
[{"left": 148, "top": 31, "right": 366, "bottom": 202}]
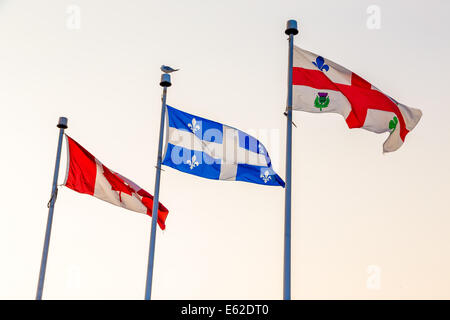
[
  {"left": 389, "top": 116, "right": 398, "bottom": 132},
  {"left": 312, "top": 56, "right": 329, "bottom": 72},
  {"left": 186, "top": 154, "right": 199, "bottom": 170},
  {"left": 260, "top": 170, "right": 272, "bottom": 183},
  {"left": 188, "top": 118, "right": 200, "bottom": 133},
  {"left": 258, "top": 144, "right": 266, "bottom": 155}
]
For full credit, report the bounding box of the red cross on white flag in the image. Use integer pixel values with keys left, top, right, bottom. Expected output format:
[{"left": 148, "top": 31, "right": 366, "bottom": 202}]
[{"left": 292, "top": 46, "right": 422, "bottom": 152}]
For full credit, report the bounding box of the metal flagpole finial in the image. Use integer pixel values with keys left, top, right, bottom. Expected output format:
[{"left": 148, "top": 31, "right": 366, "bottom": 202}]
[
  {"left": 57, "top": 117, "right": 68, "bottom": 129},
  {"left": 160, "top": 73, "right": 172, "bottom": 87},
  {"left": 285, "top": 19, "right": 299, "bottom": 35}
]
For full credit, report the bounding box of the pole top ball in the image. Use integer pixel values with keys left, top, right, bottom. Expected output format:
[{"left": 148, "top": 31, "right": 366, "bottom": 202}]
[
  {"left": 285, "top": 20, "right": 298, "bottom": 35},
  {"left": 57, "top": 117, "right": 68, "bottom": 129},
  {"left": 160, "top": 73, "right": 172, "bottom": 87}
]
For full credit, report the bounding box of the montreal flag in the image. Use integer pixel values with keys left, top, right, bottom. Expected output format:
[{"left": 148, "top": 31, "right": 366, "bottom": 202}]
[
  {"left": 292, "top": 46, "right": 422, "bottom": 152},
  {"left": 63, "top": 135, "right": 169, "bottom": 229}
]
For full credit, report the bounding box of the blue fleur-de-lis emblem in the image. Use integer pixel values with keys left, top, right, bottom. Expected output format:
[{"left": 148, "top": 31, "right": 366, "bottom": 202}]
[
  {"left": 188, "top": 118, "right": 200, "bottom": 133},
  {"left": 312, "top": 56, "right": 329, "bottom": 72},
  {"left": 186, "top": 154, "right": 199, "bottom": 170},
  {"left": 260, "top": 170, "right": 272, "bottom": 183}
]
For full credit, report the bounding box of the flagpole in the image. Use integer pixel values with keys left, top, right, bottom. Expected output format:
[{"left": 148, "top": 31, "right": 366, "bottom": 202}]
[
  {"left": 145, "top": 72, "right": 171, "bottom": 300},
  {"left": 284, "top": 19, "right": 298, "bottom": 300},
  {"left": 36, "top": 117, "right": 68, "bottom": 300}
]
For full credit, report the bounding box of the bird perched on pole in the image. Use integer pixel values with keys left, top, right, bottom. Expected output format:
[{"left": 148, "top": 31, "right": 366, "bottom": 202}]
[{"left": 160, "top": 65, "right": 179, "bottom": 73}]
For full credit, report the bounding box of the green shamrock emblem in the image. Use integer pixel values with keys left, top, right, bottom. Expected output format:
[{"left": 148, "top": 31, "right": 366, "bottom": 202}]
[{"left": 389, "top": 116, "right": 398, "bottom": 132}]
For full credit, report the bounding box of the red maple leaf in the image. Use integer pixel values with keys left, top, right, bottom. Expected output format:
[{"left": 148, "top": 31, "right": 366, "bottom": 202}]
[{"left": 102, "top": 164, "right": 135, "bottom": 202}]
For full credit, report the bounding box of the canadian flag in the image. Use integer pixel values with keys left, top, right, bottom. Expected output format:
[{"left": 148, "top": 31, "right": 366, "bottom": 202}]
[
  {"left": 63, "top": 135, "right": 169, "bottom": 230},
  {"left": 292, "top": 46, "right": 422, "bottom": 152}
]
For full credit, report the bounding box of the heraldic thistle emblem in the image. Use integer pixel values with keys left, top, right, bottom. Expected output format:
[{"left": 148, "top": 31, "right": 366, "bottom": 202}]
[{"left": 314, "top": 92, "right": 330, "bottom": 111}]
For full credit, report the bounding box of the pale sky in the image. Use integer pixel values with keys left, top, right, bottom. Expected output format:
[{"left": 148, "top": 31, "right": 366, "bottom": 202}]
[{"left": 1, "top": 0, "right": 449, "bottom": 299}]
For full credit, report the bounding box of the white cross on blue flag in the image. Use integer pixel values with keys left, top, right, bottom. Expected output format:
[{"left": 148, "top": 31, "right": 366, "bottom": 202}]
[{"left": 162, "top": 106, "right": 285, "bottom": 187}]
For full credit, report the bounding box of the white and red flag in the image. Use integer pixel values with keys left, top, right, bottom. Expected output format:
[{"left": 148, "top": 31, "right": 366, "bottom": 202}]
[
  {"left": 63, "top": 135, "right": 169, "bottom": 229},
  {"left": 292, "top": 46, "right": 422, "bottom": 152}
]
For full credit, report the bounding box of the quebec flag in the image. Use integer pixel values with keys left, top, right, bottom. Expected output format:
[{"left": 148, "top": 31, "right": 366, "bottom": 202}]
[{"left": 162, "top": 106, "right": 285, "bottom": 187}]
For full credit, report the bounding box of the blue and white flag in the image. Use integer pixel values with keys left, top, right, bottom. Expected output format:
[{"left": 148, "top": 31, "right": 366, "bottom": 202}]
[{"left": 162, "top": 106, "right": 285, "bottom": 187}]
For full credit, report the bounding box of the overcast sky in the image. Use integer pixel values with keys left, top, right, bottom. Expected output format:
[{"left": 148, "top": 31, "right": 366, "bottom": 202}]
[{"left": 1, "top": 0, "right": 449, "bottom": 299}]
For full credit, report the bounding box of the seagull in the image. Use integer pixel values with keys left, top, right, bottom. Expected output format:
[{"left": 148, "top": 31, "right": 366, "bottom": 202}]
[{"left": 161, "top": 65, "right": 180, "bottom": 73}]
